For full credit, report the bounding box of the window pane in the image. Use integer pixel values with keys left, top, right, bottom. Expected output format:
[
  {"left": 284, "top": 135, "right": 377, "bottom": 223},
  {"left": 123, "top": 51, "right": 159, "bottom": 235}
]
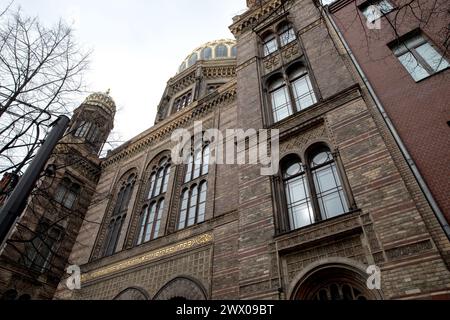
[
  {"left": 280, "top": 28, "right": 296, "bottom": 46},
  {"left": 187, "top": 187, "right": 198, "bottom": 227},
  {"left": 188, "top": 53, "right": 198, "bottom": 67},
  {"left": 137, "top": 207, "right": 148, "bottom": 245},
  {"left": 292, "top": 75, "right": 317, "bottom": 111},
  {"left": 197, "top": 182, "right": 207, "bottom": 223},
  {"left": 415, "top": 43, "right": 450, "bottom": 72},
  {"left": 148, "top": 173, "right": 156, "bottom": 199},
  {"left": 283, "top": 162, "right": 303, "bottom": 178},
  {"left": 271, "top": 86, "right": 292, "bottom": 122},
  {"left": 162, "top": 166, "right": 171, "bottom": 194},
  {"left": 215, "top": 45, "right": 228, "bottom": 58},
  {"left": 154, "top": 168, "right": 164, "bottom": 197},
  {"left": 144, "top": 203, "right": 156, "bottom": 242},
  {"left": 201, "top": 47, "right": 212, "bottom": 60},
  {"left": 54, "top": 185, "right": 66, "bottom": 203},
  {"left": 264, "top": 38, "right": 278, "bottom": 56},
  {"left": 398, "top": 52, "right": 430, "bottom": 81},
  {"left": 113, "top": 188, "right": 125, "bottom": 216},
  {"left": 64, "top": 191, "right": 77, "bottom": 209},
  {"left": 193, "top": 150, "right": 202, "bottom": 180},
  {"left": 185, "top": 155, "right": 193, "bottom": 183},
  {"left": 153, "top": 200, "right": 164, "bottom": 239},
  {"left": 178, "top": 190, "right": 189, "bottom": 230},
  {"left": 285, "top": 175, "right": 314, "bottom": 229},
  {"left": 231, "top": 46, "right": 237, "bottom": 57},
  {"left": 313, "top": 163, "right": 348, "bottom": 220},
  {"left": 202, "top": 145, "right": 210, "bottom": 176}
]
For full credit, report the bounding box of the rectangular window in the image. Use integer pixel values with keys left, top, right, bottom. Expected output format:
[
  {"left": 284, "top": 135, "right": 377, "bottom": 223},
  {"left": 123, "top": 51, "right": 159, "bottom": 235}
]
[
  {"left": 264, "top": 38, "right": 278, "bottom": 56},
  {"left": 392, "top": 34, "right": 450, "bottom": 81},
  {"left": 291, "top": 75, "right": 317, "bottom": 111},
  {"left": 271, "top": 86, "right": 292, "bottom": 122},
  {"left": 361, "top": 0, "right": 393, "bottom": 23}
]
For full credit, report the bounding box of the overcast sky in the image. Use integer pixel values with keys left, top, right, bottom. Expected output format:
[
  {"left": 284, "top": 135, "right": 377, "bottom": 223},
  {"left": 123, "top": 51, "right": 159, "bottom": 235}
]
[{"left": 14, "top": 0, "right": 245, "bottom": 149}]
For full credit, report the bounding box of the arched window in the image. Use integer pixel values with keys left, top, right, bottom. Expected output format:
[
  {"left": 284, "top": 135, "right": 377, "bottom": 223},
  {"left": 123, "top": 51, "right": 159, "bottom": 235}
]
[
  {"left": 269, "top": 75, "right": 292, "bottom": 122},
  {"left": 136, "top": 157, "right": 171, "bottom": 245},
  {"left": 267, "top": 63, "right": 317, "bottom": 123},
  {"left": 178, "top": 182, "right": 208, "bottom": 230},
  {"left": 215, "top": 45, "right": 228, "bottom": 58},
  {"left": 23, "top": 220, "right": 62, "bottom": 273},
  {"left": 261, "top": 20, "right": 297, "bottom": 57},
  {"left": 278, "top": 22, "right": 296, "bottom": 47},
  {"left": 231, "top": 46, "right": 237, "bottom": 57},
  {"left": 54, "top": 178, "right": 80, "bottom": 209},
  {"left": 188, "top": 53, "right": 198, "bottom": 67},
  {"left": 74, "top": 120, "right": 100, "bottom": 143},
  {"left": 178, "top": 142, "right": 209, "bottom": 230},
  {"left": 173, "top": 91, "right": 193, "bottom": 114},
  {"left": 278, "top": 146, "right": 349, "bottom": 231},
  {"left": 309, "top": 147, "right": 348, "bottom": 220},
  {"left": 103, "top": 173, "right": 136, "bottom": 256},
  {"left": 282, "top": 156, "right": 314, "bottom": 229},
  {"left": 201, "top": 47, "right": 212, "bottom": 60},
  {"left": 263, "top": 32, "right": 278, "bottom": 56}
]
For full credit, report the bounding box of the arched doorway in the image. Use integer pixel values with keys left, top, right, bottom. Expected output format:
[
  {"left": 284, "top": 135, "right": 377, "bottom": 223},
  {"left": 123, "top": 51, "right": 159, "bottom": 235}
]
[
  {"left": 290, "top": 261, "right": 382, "bottom": 300},
  {"left": 153, "top": 276, "right": 207, "bottom": 300},
  {"left": 113, "top": 287, "right": 150, "bottom": 300}
]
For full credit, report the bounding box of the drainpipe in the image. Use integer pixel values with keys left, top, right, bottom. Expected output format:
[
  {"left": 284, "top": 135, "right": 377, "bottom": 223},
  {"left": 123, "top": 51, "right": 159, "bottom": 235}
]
[{"left": 323, "top": 7, "right": 450, "bottom": 240}]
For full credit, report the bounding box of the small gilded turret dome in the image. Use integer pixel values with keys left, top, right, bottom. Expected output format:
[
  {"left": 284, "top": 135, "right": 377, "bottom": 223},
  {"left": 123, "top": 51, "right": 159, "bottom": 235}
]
[{"left": 83, "top": 90, "right": 116, "bottom": 115}]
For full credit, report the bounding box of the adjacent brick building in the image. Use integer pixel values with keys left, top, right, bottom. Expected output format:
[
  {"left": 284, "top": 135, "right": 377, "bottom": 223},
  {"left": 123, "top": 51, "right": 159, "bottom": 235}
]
[
  {"left": 1, "top": 0, "right": 450, "bottom": 300},
  {"left": 327, "top": 0, "right": 450, "bottom": 224}
]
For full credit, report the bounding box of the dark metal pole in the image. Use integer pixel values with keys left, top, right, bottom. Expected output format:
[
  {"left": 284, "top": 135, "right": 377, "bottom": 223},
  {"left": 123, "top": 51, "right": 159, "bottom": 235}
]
[{"left": 0, "top": 115, "right": 70, "bottom": 246}]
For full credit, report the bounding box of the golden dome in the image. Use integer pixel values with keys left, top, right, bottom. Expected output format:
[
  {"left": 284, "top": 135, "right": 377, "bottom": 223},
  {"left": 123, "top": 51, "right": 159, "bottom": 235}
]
[
  {"left": 178, "top": 39, "right": 237, "bottom": 73},
  {"left": 83, "top": 90, "right": 116, "bottom": 114}
]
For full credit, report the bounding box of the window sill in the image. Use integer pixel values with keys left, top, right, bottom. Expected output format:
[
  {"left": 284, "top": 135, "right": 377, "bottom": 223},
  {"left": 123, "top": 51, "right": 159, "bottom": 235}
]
[
  {"left": 274, "top": 209, "right": 362, "bottom": 252},
  {"left": 414, "top": 66, "right": 450, "bottom": 83}
]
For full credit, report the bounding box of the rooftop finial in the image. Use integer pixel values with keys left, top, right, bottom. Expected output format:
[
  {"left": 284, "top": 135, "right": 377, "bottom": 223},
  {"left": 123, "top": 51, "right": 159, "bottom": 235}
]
[{"left": 106, "top": 88, "right": 111, "bottom": 95}]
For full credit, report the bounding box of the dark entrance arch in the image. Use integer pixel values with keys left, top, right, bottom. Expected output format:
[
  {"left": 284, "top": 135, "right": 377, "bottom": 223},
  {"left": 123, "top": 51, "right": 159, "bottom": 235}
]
[
  {"left": 153, "top": 276, "right": 207, "bottom": 300},
  {"left": 290, "top": 262, "right": 382, "bottom": 300}
]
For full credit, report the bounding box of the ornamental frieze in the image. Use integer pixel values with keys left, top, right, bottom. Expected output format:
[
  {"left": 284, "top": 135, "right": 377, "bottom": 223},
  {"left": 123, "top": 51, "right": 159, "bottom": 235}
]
[{"left": 81, "top": 233, "right": 214, "bottom": 283}]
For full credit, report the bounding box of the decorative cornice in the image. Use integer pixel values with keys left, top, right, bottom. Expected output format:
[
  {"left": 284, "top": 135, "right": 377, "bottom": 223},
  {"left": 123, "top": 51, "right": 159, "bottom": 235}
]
[
  {"left": 102, "top": 83, "right": 237, "bottom": 168},
  {"left": 81, "top": 233, "right": 214, "bottom": 283},
  {"left": 230, "top": 0, "right": 291, "bottom": 36}
]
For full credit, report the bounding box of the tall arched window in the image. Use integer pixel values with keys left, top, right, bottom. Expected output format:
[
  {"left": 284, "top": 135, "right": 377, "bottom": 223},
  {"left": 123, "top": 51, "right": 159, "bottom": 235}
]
[
  {"left": 103, "top": 173, "right": 136, "bottom": 257},
  {"left": 310, "top": 147, "right": 348, "bottom": 220},
  {"left": 74, "top": 120, "right": 101, "bottom": 143},
  {"left": 178, "top": 143, "right": 209, "bottom": 230},
  {"left": 215, "top": 45, "right": 228, "bottom": 58},
  {"left": 267, "top": 63, "right": 317, "bottom": 123},
  {"left": 282, "top": 156, "right": 314, "bottom": 229},
  {"left": 54, "top": 178, "right": 80, "bottom": 209},
  {"left": 136, "top": 157, "right": 172, "bottom": 245},
  {"left": 278, "top": 145, "right": 350, "bottom": 231},
  {"left": 201, "top": 47, "right": 212, "bottom": 60}
]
